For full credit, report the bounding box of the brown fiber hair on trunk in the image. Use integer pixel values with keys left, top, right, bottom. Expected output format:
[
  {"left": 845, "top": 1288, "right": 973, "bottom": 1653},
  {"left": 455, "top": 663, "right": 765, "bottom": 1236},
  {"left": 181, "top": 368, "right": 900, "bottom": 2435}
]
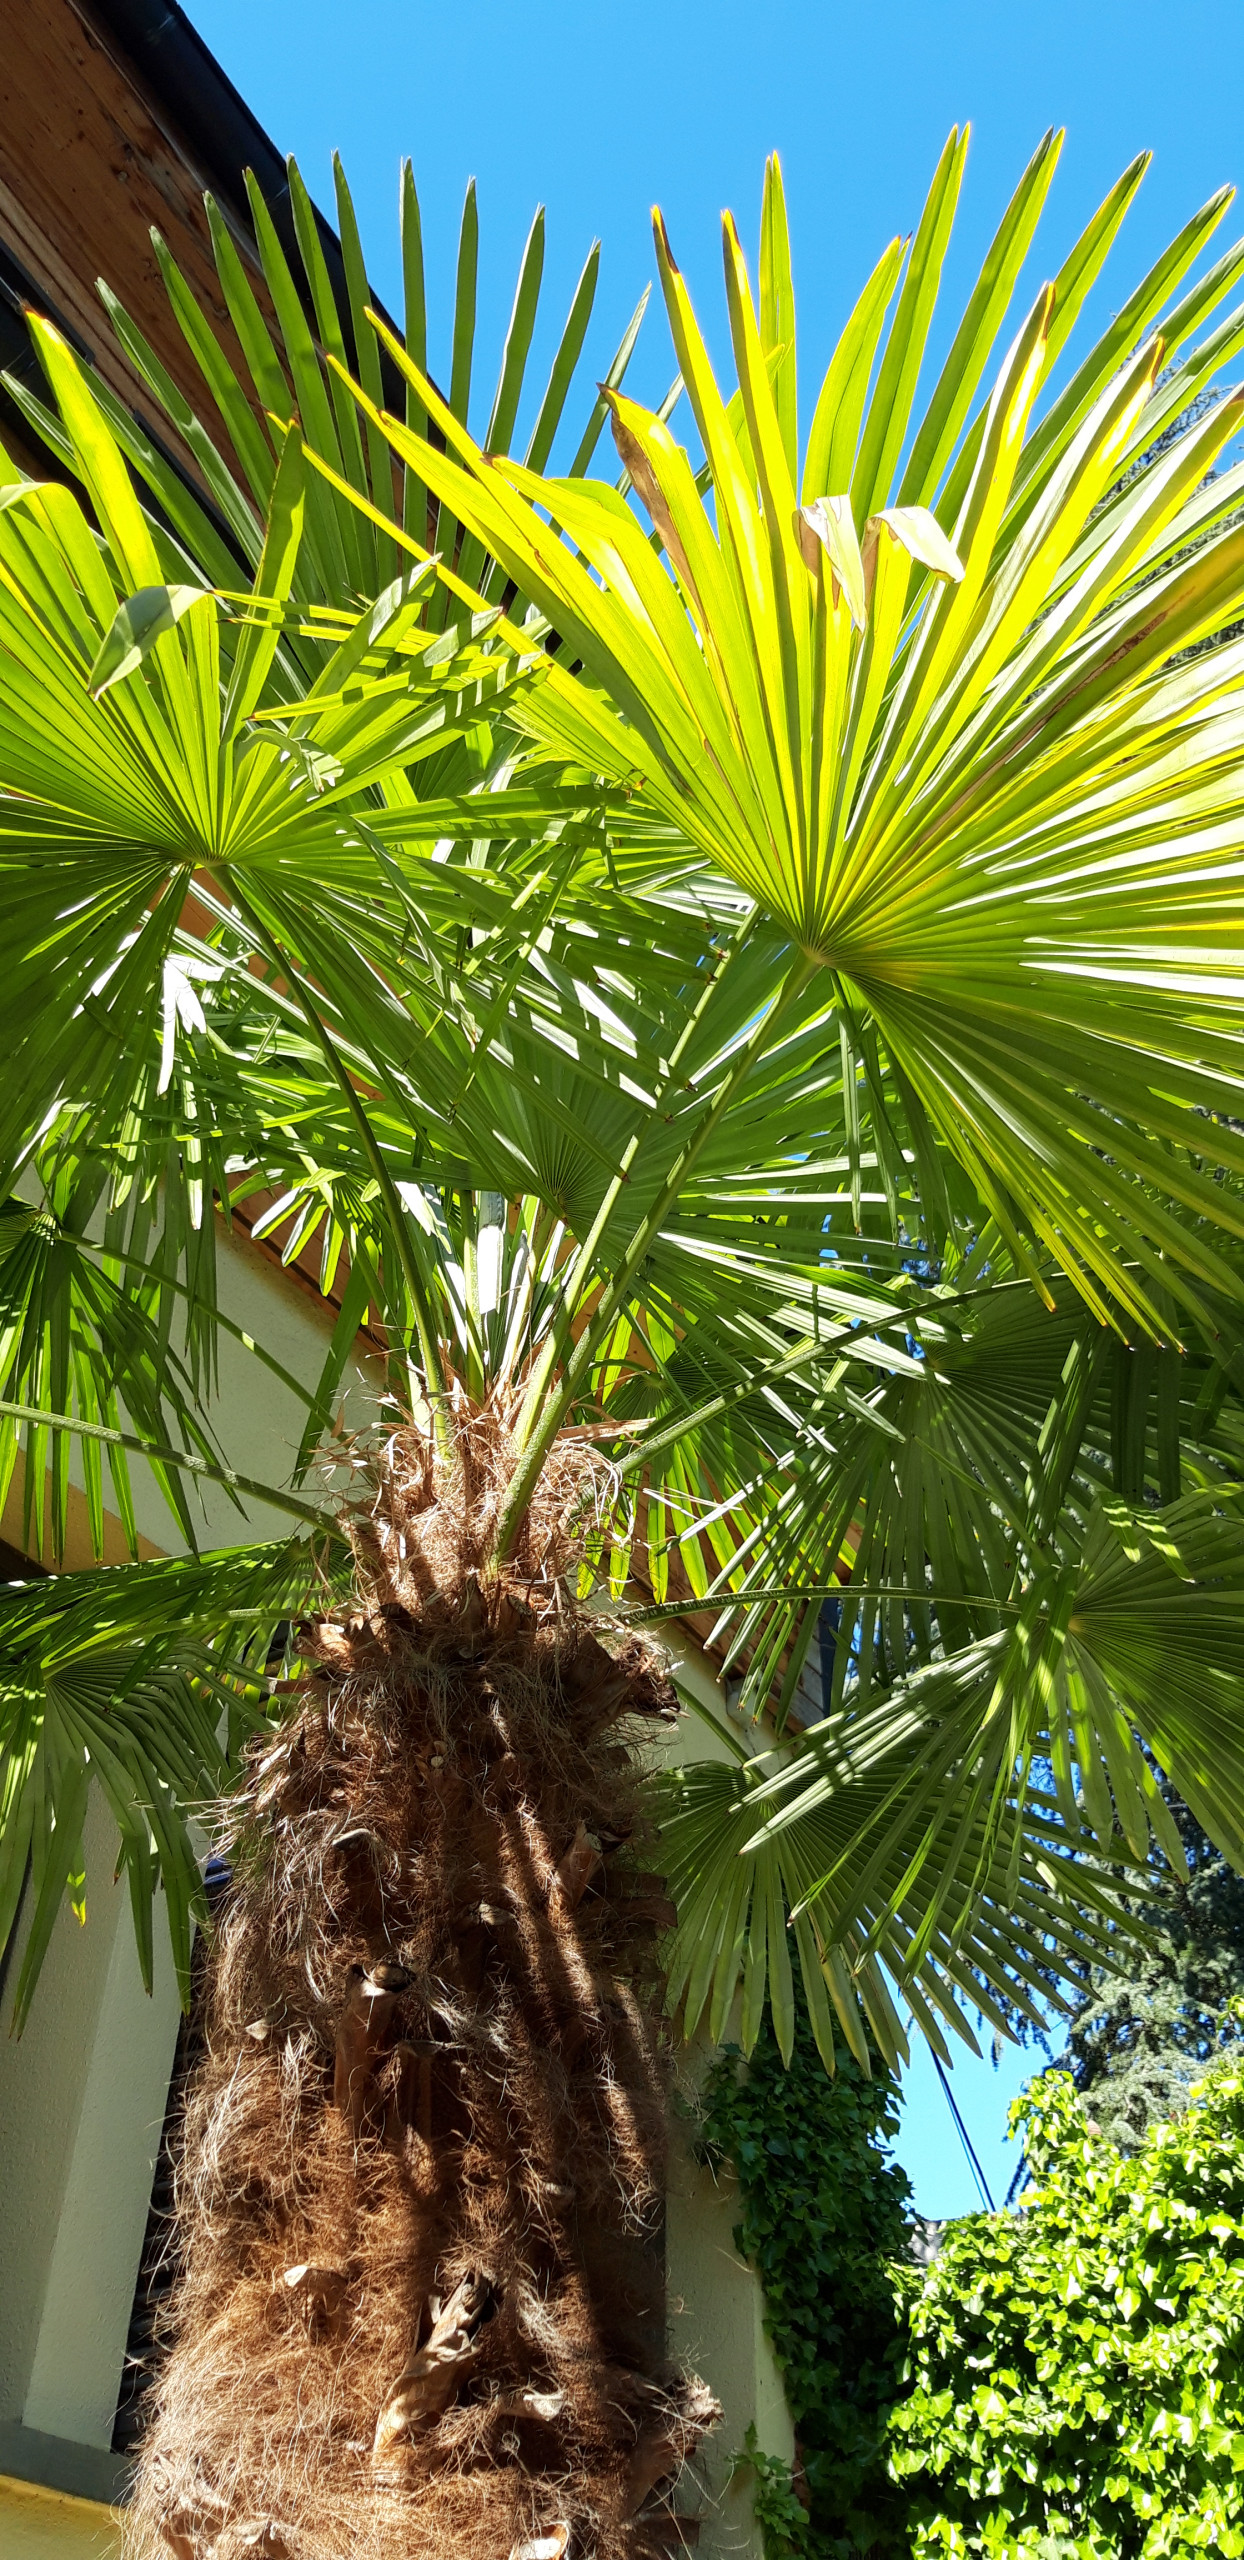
[{"left": 126, "top": 1425, "right": 720, "bottom": 2560}]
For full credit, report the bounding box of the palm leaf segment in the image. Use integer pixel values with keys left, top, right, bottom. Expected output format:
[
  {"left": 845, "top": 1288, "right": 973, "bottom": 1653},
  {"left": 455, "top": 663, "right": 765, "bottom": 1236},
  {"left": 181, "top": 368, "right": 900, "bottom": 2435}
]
[
  {"left": 0, "top": 170, "right": 938, "bottom": 2033},
  {"left": 0, "top": 1535, "right": 337, "bottom": 2029},
  {"left": 305, "top": 131, "right": 1244, "bottom": 2065},
  {"left": 348, "top": 130, "right": 1244, "bottom": 1341},
  {"left": 0, "top": 158, "right": 661, "bottom": 2016},
  {"left": 5, "top": 138, "right": 1244, "bottom": 2070},
  {"left": 657, "top": 1265, "right": 1244, "bottom": 2071},
  {"left": 4, "top": 149, "right": 648, "bottom": 637}
]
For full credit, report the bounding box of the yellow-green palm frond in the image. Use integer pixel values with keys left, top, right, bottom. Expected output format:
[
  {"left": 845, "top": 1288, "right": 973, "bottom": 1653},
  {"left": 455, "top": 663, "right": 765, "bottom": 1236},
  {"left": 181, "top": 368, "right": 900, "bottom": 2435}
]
[{"left": 327, "top": 135, "right": 1244, "bottom": 1338}]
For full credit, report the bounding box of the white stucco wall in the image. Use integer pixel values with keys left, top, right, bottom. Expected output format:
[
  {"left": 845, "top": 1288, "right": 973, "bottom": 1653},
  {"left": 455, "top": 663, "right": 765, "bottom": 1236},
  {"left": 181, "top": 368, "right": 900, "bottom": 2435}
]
[
  {"left": 21, "top": 1881, "right": 183, "bottom": 2451},
  {"left": 646, "top": 1620, "right": 796, "bottom": 2554},
  {"left": 0, "top": 1791, "right": 135, "bottom": 2436}
]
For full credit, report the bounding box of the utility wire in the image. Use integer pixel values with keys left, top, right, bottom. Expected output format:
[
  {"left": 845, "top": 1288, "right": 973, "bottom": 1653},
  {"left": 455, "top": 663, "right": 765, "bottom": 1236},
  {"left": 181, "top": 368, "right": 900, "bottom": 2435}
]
[{"left": 930, "top": 2050, "right": 995, "bottom": 2210}]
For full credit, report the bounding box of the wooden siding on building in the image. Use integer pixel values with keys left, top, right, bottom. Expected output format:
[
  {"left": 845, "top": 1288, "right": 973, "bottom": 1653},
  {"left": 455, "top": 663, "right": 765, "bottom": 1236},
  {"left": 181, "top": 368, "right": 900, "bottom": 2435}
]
[
  {"left": 2, "top": 1, "right": 236, "bottom": 475},
  {"left": 0, "top": 0, "right": 393, "bottom": 499}
]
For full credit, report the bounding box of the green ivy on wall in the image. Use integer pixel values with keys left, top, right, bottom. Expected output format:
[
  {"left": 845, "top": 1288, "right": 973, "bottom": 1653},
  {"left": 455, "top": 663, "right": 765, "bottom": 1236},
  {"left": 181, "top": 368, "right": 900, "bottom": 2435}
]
[
  {"left": 700, "top": 2015, "right": 914, "bottom": 2560},
  {"left": 889, "top": 2063, "right": 1244, "bottom": 2558}
]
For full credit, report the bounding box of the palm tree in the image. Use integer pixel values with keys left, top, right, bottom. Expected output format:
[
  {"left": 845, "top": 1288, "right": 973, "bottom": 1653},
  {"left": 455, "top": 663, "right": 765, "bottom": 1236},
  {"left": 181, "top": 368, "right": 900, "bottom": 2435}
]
[{"left": 5, "top": 123, "right": 1244, "bottom": 2560}]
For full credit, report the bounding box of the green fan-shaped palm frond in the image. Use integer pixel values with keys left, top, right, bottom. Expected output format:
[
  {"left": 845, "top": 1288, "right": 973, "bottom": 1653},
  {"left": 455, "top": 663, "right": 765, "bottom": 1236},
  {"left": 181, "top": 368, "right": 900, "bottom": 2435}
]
[
  {"left": 4, "top": 150, "right": 649, "bottom": 646},
  {"left": 644, "top": 1242, "right": 1244, "bottom": 2056},
  {"left": 658, "top": 1732, "right": 1139, "bottom": 2074},
  {"left": 9, "top": 137, "right": 1244, "bottom": 2069},
  {"left": 718, "top": 1487, "right": 1244, "bottom": 2034},
  {"left": 0, "top": 331, "right": 549, "bottom": 1178},
  {"left": 0, "top": 1186, "right": 226, "bottom": 1558},
  {"left": 670, "top": 1264, "right": 1231, "bottom": 1728},
  {"left": 0, "top": 1535, "right": 340, "bottom": 2023},
  {"left": 339, "top": 139, "right": 1244, "bottom": 1339}
]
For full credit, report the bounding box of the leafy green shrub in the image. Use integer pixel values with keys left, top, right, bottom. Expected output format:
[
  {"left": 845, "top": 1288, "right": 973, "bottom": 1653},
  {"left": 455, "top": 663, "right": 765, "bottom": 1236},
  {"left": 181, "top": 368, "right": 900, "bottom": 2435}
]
[
  {"left": 701, "top": 2017, "right": 914, "bottom": 2558},
  {"left": 732, "top": 2426, "right": 816, "bottom": 2560},
  {"left": 889, "top": 2064, "right": 1244, "bottom": 2558}
]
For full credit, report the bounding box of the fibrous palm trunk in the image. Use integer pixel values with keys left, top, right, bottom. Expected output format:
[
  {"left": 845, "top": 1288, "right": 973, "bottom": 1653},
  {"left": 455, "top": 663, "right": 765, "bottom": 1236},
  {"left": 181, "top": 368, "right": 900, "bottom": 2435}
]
[{"left": 129, "top": 1427, "right": 719, "bottom": 2560}]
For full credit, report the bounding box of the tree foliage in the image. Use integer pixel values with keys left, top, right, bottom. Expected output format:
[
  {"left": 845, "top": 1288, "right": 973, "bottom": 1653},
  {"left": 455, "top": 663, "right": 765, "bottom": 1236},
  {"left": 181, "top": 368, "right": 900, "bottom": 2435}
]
[
  {"left": 1052, "top": 1796, "right": 1244, "bottom": 2151},
  {"left": 889, "top": 2065, "right": 1244, "bottom": 2558}
]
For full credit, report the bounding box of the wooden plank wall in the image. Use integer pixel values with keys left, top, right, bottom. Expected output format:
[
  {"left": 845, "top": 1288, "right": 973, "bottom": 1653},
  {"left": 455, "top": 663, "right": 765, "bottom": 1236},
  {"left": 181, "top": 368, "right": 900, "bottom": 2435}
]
[{"left": 0, "top": 0, "right": 259, "bottom": 479}]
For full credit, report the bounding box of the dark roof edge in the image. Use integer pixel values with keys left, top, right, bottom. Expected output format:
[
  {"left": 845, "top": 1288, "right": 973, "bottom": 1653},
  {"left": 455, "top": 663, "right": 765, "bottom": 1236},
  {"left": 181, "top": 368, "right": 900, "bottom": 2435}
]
[
  {"left": 86, "top": 0, "right": 293, "bottom": 237},
  {"left": 82, "top": 0, "right": 398, "bottom": 341}
]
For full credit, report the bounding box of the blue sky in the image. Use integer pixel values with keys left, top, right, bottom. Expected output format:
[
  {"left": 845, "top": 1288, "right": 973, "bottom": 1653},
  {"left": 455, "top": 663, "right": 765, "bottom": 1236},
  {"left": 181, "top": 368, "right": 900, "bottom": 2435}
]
[
  {"left": 183, "top": 0, "right": 1244, "bottom": 470},
  {"left": 176, "top": 0, "right": 1232, "bottom": 2217},
  {"left": 892, "top": 2020, "right": 1041, "bottom": 2220}
]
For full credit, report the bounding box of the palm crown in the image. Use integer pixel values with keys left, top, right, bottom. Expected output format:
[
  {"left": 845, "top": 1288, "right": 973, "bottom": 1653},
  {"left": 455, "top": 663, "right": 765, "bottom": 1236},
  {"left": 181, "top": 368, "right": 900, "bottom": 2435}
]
[{"left": 3, "top": 126, "right": 1244, "bottom": 2086}]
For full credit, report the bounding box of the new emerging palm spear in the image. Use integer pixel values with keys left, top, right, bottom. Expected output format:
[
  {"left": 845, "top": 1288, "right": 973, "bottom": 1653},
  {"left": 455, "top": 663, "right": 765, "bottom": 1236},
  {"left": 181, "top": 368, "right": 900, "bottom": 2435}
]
[{"left": 8, "top": 122, "right": 1244, "bottom": 2560}]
